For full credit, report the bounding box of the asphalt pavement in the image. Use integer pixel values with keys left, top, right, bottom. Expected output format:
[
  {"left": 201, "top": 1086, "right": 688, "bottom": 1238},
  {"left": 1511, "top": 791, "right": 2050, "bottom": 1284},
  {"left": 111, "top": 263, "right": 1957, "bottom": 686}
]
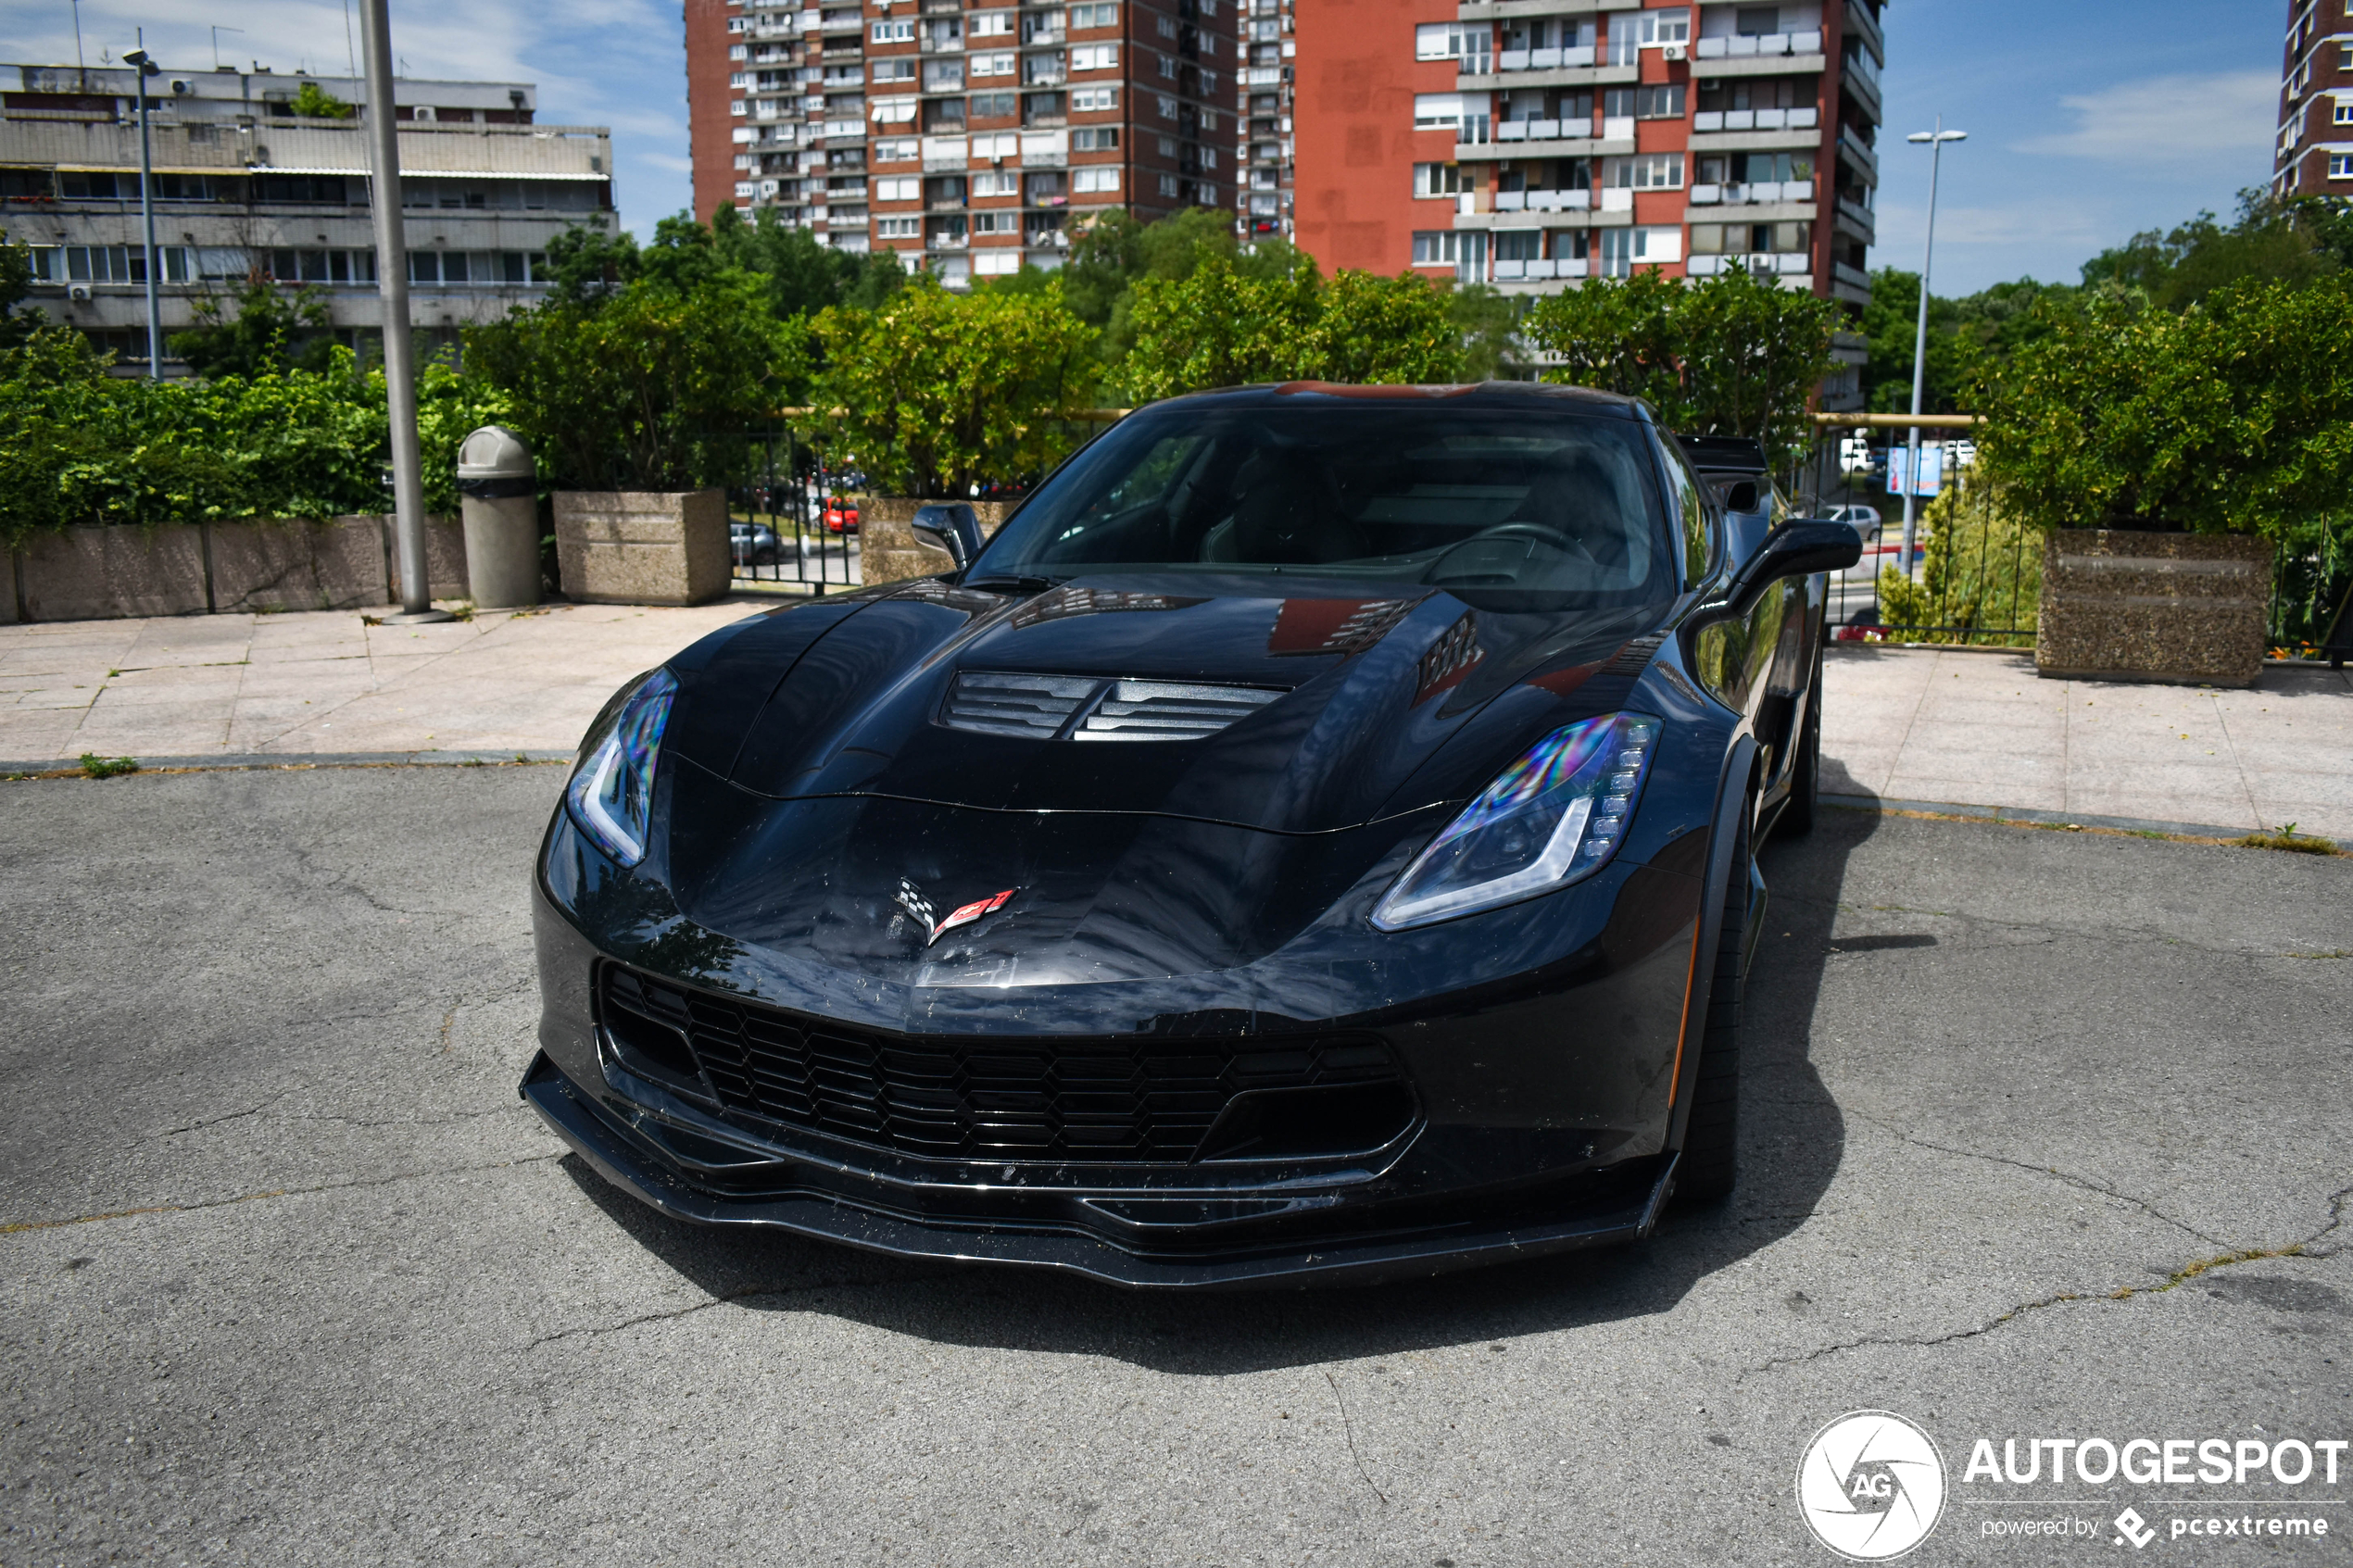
[{"left": 3, "top": 766, "right": 2348, "bottom": 1566}]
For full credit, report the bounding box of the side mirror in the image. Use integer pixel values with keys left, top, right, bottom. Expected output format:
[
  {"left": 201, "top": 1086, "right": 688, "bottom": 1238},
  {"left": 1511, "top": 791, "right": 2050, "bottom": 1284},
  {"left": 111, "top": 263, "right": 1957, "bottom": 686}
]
[
  {"left": 912, "top": 503, "right": 984, "bottom": 570},
  {"left": 1688, "top": 520, "right": 1863, "bottom": 628}
]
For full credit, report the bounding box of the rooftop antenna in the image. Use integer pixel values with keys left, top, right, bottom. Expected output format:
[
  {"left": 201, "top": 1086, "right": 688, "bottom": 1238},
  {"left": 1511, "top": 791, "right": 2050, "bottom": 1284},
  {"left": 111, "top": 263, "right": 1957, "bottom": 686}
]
[
  {"left": 69, "top": 0, "right": 86, "bottom": 88},
  {"left": 211, "top": 25, "right": 244, "bottom": 71},
  {"left": 342, "top": 0, "right": 358, "bottom": 79}
]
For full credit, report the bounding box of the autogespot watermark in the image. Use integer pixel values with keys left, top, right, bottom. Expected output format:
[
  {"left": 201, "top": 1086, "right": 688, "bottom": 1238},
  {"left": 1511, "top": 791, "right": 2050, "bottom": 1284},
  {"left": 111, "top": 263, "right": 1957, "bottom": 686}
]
[{"left": 1795, "top": 1413, "right": 2347, "bottom": 1557}]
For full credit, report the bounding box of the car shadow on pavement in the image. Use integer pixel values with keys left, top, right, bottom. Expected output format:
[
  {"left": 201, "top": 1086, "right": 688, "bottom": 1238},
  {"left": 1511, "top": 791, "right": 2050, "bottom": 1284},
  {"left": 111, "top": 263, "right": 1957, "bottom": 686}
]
[{"left": 557, "top": 806, "right": 1877, "bottom": 1375}]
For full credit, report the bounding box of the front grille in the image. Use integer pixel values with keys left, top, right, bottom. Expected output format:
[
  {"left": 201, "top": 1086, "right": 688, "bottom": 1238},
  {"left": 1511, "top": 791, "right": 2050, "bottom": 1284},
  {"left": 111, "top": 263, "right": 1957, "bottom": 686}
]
[
  {"left": 939, "top": 671, "right": 1285, "bottom": 742},
  {"left": 600, "top": 966, "right": 1405, "bottom": 1164}
]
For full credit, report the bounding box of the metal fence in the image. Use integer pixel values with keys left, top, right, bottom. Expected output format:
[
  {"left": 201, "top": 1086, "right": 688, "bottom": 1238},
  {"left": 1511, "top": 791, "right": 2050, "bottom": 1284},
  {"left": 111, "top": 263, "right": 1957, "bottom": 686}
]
[
  {"left": 726, "top": 427, "right": 863, "bottom": 595},
  {"left": 1791, "top": 421, "right": 2352, "bottom": 661}
]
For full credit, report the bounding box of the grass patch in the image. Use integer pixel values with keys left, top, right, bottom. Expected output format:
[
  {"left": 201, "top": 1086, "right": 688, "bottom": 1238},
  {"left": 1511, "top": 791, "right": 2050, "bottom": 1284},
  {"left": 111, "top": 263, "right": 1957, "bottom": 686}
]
[
  {"left": 2235, "top": 822, "right": 2341, "bottom": 855},
  {"left": 78, "top": 753, "right": 139, "bottom": 780}
]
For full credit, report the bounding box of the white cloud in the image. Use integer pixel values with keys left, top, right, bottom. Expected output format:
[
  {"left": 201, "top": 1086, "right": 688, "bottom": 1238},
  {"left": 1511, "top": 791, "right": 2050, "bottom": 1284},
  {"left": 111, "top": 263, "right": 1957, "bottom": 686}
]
[{"left": 2013, "top": 70, "right": 2277, "bottom": 170}]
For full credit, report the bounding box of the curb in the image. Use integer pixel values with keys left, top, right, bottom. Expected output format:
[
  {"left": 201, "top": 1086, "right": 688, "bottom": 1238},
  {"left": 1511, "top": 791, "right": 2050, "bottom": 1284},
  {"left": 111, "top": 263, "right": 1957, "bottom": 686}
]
[
  {"left": 1824, "top": 792, "right": 2260, "bottom": 843},
  {"left": 2, "top": 749, "right": 574, "bottom": 778}
]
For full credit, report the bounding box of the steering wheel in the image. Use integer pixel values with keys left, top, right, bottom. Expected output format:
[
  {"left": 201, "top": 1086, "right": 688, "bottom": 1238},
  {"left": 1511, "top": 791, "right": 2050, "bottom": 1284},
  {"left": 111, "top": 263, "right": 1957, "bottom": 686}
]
[{"left": 1427, "top": 522, "right": 1580, "bottom": 583}]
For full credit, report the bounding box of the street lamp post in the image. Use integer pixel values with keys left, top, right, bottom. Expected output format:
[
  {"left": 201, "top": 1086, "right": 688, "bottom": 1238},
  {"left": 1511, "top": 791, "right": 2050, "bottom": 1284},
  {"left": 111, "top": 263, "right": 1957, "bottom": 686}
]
[
  {"left": 1897, "top": 119, "right": 1965, "bottom": 579},
  {"left": 120, "top": 38, "right": 163, "bottom": 379},
  {"left": 359, "top": 0, "right": 449, "bottom": 623}
]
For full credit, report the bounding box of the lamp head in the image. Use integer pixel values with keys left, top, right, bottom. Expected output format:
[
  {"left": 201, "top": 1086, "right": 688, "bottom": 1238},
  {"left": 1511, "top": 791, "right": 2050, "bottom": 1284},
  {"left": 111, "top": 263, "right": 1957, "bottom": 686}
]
[
  {"left": 122, "top": 49, "right": 161, "bottom": 76},
  {"left": 1907, "top": 130, "right": 1967, "bottom": 143}
]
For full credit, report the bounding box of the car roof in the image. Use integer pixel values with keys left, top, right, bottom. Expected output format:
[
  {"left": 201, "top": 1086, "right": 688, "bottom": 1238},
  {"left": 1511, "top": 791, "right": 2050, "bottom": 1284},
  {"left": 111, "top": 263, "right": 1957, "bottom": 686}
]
[{"left": 1146, "top": 380, "right": 1650, "bottom": 420}]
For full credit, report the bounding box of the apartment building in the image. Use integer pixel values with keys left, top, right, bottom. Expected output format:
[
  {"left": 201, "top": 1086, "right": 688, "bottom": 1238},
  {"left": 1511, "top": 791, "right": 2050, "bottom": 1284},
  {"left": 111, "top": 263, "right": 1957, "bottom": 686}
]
[
  {"left": 1, "top": 63, "right": 611, "bottom": 369},
  {"left": 1237, "top": 0, "right": 1296, "bottom": 238},
  {"left": 2273, "top": 0, "right": 2353, "bottom": 196},
  {"left": 685, "top": 0, "right": 1242, "bottom": 284},
  {"left": 1290, "top": 1, "right": 1881, "bottom": 326}
]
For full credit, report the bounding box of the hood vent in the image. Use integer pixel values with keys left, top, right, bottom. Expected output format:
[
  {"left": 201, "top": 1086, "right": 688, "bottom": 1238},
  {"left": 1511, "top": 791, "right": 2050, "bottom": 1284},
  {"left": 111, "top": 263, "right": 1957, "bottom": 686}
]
[{"left": 942, "top": 672, "right": 1285, "bottom": 743}]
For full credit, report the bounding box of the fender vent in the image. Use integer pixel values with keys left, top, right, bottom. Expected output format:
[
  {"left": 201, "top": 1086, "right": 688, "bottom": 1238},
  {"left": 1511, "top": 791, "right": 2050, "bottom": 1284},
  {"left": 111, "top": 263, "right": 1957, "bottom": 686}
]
[{"left": 942, "top": 672, "right": 1284, "bottom": 742}]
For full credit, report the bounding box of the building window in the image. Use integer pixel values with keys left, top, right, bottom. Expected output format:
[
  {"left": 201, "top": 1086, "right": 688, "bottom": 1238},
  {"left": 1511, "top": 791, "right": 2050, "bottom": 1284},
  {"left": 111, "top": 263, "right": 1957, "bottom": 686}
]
[
  {"left": 1599, "top": 227, "right": 1633, "bottom": 276},
  {"left": 1493, "top": 230, "right": 1541, "bottom": 262},
  {"left": 1070, "top": 3, "right": 1118, "bottom": 28},
  {"left": 1634, "top": 84, "right": 1683, "bottom": 119},
  {"left": 972, "top": 10, "right": 1013, "bottom": 36},
  {"left": 877, "top": 216, "right": 921, "bottom": 239},
  {"left": 1413, "top": 162, "right": 1466, "bottom": 197},
  {"left": 972, "top": 52, "right": 1016, "bottom": 77},
  {"left": 1411, "top": 230, "right": 1462, "bottom": 265},
  {"left": 2332, "top": 153, "right": 2353, "bottom": 179},
  {"left": 872, "top": 58, "right": 915, "bottom": 83},
  {"left": 1070, "top": 44, "right": 1119, "bottom": 70},
  {"left": 1158, "top": 172, "right": 1179, "bottom": 195},
  {"left": 974, "top": 209, "right": 1021, "bottom": 233},
  {"left": 1072, "top": 86, "right": 1118, "bottom": 112},
  {"left": 1638, "top": 8, "right": 1690, "bottom": 44},
  {"left": 871, "top": 18, "right": 912, "bottom": 42},
  {"left": 1158, "top": 15, "right": 1177, "bottom": 36},
  {"left": 1415, "top": 23, "right": 1490, "bottom": 68},
  {"left": 1073, "top": 166, "right": 1121, "bottom": 193},
  {"left": 1072, "top": 126, "right": 1119, "bottom": 150},
  {"left": 2335, "top": 98, "right": 2353, "bottom": 125},
  {"left": 874, "top": 176, "right": 919, "bottom": 202},
  {"left": 875, "top": 137, "right": 920, "bottom": 162},
  {"left": 1605, "top": 153, "right": 1683, "bottom": 189},
  {"left": 1157, "top": 94, "right": 1177, "bottom": 119}
]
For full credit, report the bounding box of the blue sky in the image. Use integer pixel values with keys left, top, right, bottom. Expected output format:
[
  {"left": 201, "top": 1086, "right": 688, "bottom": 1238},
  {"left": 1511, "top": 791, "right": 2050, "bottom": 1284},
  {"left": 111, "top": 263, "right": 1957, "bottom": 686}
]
[{"left": 5, "top": 0, "right": 2284, "bottom": 297}]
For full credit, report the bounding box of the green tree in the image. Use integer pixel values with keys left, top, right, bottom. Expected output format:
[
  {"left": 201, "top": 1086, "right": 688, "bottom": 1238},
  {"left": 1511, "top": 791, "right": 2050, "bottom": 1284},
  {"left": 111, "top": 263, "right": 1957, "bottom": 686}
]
[
  {"left": 463, "top": 273, "right": 806, "bottom": 491},
  {"left": 1449, "top": 282, "right": 1526, "bottom": 382},
  {"left": 170, "top": 279, "right": 338, "bottom": 378},
  {"left": 0, "top": 226, "right": 44, "bottom": 351},
  {"left": 1975, "top": 273, "right": 2353, "bottom": 542},
  {"left": 2080, "top": 191, "right": 2338, "bottom": 310},
  {"left": 1306, "top": 269, "right": 1464, "bottom": 384},
  {"left": 289, "top": 81, "right": 355, "bottom": 119},
  {"left": 539, "top": 223, "right": 642, "bottom": 305},
  {"left": 809, "top": 274, "right": 1100, "bottom": 497},
  {"left": 1120, "top": 251, "right": 1320, "bottom": 400},
  {"left": 1523, "top": 263, "right": 1837, "bottom": 464}
]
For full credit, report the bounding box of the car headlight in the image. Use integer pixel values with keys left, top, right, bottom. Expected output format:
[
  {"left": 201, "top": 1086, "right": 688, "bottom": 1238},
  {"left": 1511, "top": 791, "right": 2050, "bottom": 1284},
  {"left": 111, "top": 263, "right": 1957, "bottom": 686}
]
[
  {"left": 1371, "top": 712, "right": 1661, "bottom": 931},
  {"left": 565, "top": 668, "right": 679, "bottom": 868}
]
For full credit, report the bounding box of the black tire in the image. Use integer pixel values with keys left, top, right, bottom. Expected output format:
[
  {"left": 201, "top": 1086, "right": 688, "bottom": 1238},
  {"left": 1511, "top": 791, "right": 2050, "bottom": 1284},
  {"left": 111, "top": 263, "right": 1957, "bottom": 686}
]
[
  {"left": 1679, "top": 796, "right": 1753, "bottom": 1204},
  {"left": 1780, "top": 645, "right": 1824, "bottom": 837}
]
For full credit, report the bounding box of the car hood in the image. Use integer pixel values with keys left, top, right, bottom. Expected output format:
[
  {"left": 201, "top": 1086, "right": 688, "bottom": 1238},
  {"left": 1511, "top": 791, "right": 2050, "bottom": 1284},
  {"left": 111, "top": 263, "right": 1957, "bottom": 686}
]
[{"left": 663, "top": 574, "right": 1667, "bottom": 837}]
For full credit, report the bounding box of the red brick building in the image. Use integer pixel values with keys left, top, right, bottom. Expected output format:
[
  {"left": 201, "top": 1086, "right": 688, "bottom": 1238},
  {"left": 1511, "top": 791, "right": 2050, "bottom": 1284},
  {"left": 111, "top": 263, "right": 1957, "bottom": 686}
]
[
  {"left": 2273, "top": 0, "right": 2353, "bottom": 196},
  {"left": 685, "top": 0, "right": 1244, "bottom": 285},
  {"left": 1291, "top": 0, "right": 1881, "bottom": 362}
]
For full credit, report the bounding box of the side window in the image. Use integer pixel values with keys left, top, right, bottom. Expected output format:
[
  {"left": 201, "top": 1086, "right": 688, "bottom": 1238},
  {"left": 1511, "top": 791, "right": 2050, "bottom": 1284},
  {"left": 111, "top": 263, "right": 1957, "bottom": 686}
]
[{"left": 1655, "top": 435, "right": 1715, "bottom": 588}]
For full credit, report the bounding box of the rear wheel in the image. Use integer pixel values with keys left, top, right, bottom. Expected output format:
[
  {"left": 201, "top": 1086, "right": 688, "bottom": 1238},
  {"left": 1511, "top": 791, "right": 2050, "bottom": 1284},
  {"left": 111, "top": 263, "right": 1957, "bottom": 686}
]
[{"left": 1679, "top": 795, "right": 1753, "bottom": 1204}]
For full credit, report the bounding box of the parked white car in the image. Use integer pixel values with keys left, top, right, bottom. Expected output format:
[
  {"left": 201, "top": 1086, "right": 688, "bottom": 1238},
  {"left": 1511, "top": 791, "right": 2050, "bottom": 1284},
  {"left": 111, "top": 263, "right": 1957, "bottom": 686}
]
[{"left": 1826, "top": 504, "right": 1883, "bottom": 539}]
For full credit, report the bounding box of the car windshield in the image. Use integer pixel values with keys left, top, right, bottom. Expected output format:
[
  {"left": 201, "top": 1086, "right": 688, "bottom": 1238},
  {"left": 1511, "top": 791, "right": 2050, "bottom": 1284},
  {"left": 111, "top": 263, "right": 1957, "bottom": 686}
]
[{"left": 973, "top": 399, "right": 1676, "bottom": 607}]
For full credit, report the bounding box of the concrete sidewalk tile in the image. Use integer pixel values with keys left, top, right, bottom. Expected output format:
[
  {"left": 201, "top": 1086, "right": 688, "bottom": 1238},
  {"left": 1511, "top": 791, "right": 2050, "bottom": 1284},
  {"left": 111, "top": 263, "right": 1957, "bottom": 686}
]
[
  {"left": 5, "top": 686, "right": 103, "bottom": 711},
  {"left": 0, "top": 709, "right": 90, "bottom": 760},
  {"left": 0, "top": 646, "right": 134, "bottom": 678}
]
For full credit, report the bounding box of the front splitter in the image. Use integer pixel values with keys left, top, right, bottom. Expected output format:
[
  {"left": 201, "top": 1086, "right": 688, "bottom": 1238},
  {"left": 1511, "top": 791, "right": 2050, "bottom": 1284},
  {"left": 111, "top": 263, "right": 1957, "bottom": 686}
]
[{"left": 521, "top": 1053, "right": 1677, "bottom": 1290}]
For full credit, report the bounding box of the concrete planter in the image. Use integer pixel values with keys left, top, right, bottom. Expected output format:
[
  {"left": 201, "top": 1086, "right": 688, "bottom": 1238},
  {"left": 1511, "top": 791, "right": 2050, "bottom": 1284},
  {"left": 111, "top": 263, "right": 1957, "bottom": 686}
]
[
  {"left": 6, "top": 515, "right": 464, "bottom": 622},
  {"left": 553, "top": 490, "right": 730, "bottom": 607},
  {"left": 2034, "top": 529, "right": 2272, "bottom": 687},
  {"left": 856, "top": 497, "right": 1015, "bottom": 587}
]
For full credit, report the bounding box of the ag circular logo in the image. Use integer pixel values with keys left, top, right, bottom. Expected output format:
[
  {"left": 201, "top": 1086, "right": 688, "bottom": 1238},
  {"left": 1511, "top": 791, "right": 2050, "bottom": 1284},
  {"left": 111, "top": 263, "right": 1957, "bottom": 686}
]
[{"left": 1795, "top": 1410, "right": 1946, "bottom": 1561}]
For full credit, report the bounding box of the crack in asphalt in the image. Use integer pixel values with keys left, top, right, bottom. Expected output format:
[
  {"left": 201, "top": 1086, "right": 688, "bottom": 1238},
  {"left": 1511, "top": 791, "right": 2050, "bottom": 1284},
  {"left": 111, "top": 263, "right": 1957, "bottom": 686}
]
[
  {"left": 1323, "top": 1369, "right": 1388, "bottom": 1508},
  {"left": 1742, "top": 1205, "right": 2349, "bottom": 1379},
  {"left": 522, "top": 1275, "right": 930, "bottom": 1350},
  {"left": 0, "top": 1153, "right": 560, "bottom": 1236},
  {"left": 1784, "top": 890, "right": 2324, "bottom": 965},
  {"left": 161, "top": 1092, "right": 290, "bottom": 1137},
  {"left": 1843, "top": 1108, "right": 2230, "bottom": 1248}
]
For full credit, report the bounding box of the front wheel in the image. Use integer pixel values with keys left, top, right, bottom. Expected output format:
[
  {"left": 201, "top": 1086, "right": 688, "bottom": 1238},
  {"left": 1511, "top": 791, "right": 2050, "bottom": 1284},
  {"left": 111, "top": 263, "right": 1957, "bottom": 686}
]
[{"left": 1678, "top": 796, "right": 1753, "bottom": 1204}]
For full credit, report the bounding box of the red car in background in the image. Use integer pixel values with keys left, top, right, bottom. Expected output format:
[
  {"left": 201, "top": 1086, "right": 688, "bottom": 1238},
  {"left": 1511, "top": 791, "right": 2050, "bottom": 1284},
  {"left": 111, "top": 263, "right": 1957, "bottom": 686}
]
[{"left": 824, "top": 498, "right": 860, "bottom": 534}]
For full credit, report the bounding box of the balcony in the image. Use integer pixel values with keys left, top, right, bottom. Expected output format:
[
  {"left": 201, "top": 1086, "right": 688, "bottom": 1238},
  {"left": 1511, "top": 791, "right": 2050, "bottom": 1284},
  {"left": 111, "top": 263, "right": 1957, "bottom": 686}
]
[
  {"left": 1686, "top": 253, "right": 1813, "bottom": 279},
  {"left": 1692, "top": 31, "right": 1823, "bottom": 60},
  {"left": 1688, "top": 179, "right": 1814, "bottom": 206},
  {"left": 1493, "top": 45, "right": 1596, "bottom": 72},
  {"left": 1493, "top": 188, "right": 1592, "bottom": 212},
  {"left": 1692, "top": 107, "right": 1819, "bottom": 133},
  {"left": 1491, "top": 257, "right": 1589, "bottom": 282}
]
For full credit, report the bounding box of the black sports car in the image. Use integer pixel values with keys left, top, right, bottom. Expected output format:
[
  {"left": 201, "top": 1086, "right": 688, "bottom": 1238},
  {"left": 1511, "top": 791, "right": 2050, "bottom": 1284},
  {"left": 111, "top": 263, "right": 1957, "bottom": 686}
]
[{"left": 522, "top": 383, "right": 1859, "bottom": 1287}]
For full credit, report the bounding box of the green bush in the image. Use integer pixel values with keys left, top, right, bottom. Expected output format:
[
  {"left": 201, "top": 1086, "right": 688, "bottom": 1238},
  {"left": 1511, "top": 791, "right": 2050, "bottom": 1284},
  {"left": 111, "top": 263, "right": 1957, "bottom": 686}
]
[
  {"left": 462, "top": 272, "right": 804, "bottom": 492},
  {"left": 808, "top": 274, "right": 1100, "bottom": 498},
  {"left": 1121, "top": 255, "right": 1464, "bottom": 401}
]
